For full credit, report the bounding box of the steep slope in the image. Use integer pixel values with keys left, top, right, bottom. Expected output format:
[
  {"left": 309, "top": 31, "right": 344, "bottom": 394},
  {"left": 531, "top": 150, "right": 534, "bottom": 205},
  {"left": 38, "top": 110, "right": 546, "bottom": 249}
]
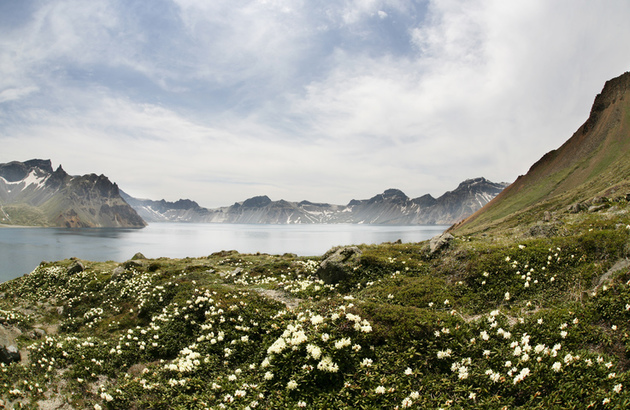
[
  {"left": 0, "top": 160, "right": 146, "bottom": 228},
  {"left": 455, "top": 71, "right": 630, "bottom": 234},
  {"left": 124, "top": 178, "right": 507, "bottom": 225}
]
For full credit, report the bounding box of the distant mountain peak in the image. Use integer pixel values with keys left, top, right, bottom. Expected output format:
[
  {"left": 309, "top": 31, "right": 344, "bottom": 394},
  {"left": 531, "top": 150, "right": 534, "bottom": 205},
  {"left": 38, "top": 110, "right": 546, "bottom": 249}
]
[
  {"left": 383, "top": 188, "right": 408, "bottom": 198},
  {"left": 242, "top": 195, "right": 272, "bottom": 208},
  {"left": 0, "top": 159, "right": 145, "bottom": 228}
]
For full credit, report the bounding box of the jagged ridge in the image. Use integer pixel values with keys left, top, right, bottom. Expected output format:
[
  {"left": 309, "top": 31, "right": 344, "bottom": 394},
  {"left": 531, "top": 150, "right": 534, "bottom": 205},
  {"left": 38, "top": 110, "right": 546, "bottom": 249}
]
[
  {"left": 0, "top": 160, "right": 146, "bottom": 228},
  {"left": 123, "top": 177, "right": 508, "bottom": 225}
]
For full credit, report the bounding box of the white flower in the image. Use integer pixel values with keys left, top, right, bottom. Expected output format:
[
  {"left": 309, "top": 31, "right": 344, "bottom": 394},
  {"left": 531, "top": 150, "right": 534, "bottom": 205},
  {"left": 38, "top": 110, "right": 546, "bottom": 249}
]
[
  {"left": 404, "top": 367, "right": 413, "bottom": 375},
  {"left": 306, "top": 344, "right": 322, "bottom": 360},
  {"left": 297, "top": 401, "right": 307, "bottom": 408},
  {"left": 360, "top": 358, "right": 373, "bottom": 367},
  {"left": 310, "top": 315, "right": 324, "bottom": 325},
  {"left": 552, "top": 362, "right": 562, "bottom": 372},
  {"left": 317, "top": 356, "right": 339, "bottom": 373},
  {"left": 287, "top": 380, "right": 298, "bottom": 390},
  {"left": 613, "top": 383, "right": 623, "bottom": 393},
  {"left": 334, "top": 337, "right": 352, "bottom": 350},
  {"left": 437, "top": 349, "right": 452, "bottom": 359},
  {"left": 504, "top": 292, "right": 511, "bottom": 301},
  {"left": 480, "top": 331, "right": 489, "bottom": 341},
  {"left": 264, "top": 371, "right": 274, "bottom": 380},
  {"left": 375, "top": 386, "right": 386, "bottom": 394},
  {"left": 402, "top": 397, "right": 413, "bottom": 408}
]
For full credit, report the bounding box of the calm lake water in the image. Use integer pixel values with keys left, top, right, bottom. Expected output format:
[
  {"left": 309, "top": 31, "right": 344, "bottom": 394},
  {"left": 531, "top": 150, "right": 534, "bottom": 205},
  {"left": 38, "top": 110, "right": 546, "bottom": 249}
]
[{"left": 0, "top": 223, "right": 448, "bottom": 283}]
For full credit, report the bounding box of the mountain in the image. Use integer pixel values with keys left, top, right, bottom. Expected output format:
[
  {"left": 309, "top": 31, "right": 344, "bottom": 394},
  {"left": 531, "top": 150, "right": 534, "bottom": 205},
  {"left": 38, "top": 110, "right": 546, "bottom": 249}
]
[
  {"left": 0, "top": 159, "right": 146, "bottom": 228},
  {"left": 123, "top": 177, "right": 508, "bottom": 225},
  {"left": 454, "top": 71, "right": 630, "bottom": 234}
]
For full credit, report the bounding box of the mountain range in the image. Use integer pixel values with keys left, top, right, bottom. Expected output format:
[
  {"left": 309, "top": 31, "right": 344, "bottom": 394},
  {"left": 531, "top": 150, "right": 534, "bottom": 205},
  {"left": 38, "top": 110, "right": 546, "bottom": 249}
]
[
  {"left": 121, "top": 177, "right": 508, "bottom": 225},
  {"left": 0, "top": 159, "right": 507, "bottom": 228},
  {"left": 0, "top": 159, "right": 145, "bottom": 228}
]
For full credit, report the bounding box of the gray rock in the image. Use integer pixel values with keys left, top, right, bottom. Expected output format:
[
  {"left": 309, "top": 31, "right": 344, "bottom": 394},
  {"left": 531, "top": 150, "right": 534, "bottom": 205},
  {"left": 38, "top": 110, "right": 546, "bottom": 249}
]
[
  {"left": 588, "top": 204, "right": 606, "bottom": 212},
  {"left": 66, "top": 260, "right": 85, "bottom": 274},
  {"left": 122, "top": 260, "right": 144, "bottom": 270},
  {"left": 568, "top": 202, "right": 586, "bottom": 213},
  {"left": 316, "top": 246, "right": 362, "bottom": 284},
  {"left": 430, "top": 233, "right": 454, "bottom": 253},
  {"left": 131, "top": 252, "right": 146, "bottom": 260},
  {"left": 29, "top": 328, "right": 46, "bottom": 339},
  {"left": 0, "top": 345, "right": 20, "bottom": 364}
]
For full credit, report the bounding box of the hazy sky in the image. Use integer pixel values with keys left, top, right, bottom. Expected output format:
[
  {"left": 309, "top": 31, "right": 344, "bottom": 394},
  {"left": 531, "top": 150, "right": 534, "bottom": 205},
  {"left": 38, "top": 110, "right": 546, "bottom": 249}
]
[{"left": 1, "top": 0, "right": 629, "bottom": 207}]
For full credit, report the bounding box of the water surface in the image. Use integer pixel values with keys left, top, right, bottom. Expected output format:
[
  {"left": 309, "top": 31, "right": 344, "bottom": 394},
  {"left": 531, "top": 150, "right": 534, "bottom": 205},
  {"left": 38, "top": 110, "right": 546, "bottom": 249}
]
[{"left": 0, "top": 223, "right": 448, "bottom": 282}]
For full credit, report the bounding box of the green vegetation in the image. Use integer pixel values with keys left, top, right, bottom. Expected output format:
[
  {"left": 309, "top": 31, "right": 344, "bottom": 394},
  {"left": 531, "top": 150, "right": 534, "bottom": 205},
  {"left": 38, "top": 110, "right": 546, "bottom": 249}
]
[{"left": 1, "top": 201, "right": 630, "bottom": 409}]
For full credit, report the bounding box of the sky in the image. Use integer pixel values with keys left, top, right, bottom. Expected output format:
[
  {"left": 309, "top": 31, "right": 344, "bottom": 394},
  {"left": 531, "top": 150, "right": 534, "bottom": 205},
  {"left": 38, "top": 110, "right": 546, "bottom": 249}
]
[{"left": 1, "top": 0, "right": 630, "bottom": 208}]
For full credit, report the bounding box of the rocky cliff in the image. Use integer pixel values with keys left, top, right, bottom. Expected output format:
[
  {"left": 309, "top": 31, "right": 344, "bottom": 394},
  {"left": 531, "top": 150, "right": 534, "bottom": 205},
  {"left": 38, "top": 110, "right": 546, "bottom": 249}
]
[
  {"left": 0, "top": 160, "right": 146, "bottom": 228},
  {"left": 124, "top": 177, "right": 508, "bottom": 225}
]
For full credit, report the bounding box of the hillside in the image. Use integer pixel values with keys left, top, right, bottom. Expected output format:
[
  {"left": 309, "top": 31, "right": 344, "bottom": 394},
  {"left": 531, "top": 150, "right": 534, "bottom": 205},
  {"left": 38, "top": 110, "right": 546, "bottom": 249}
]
[
  {"left": 454, "top": 71, "right": 630, "bottom": 234},
  {"left": 122, "top": 177, "right": 507, "bottom": 225},
  {"left": 1, "top": 192, "right": 629, "bottom": 408},
  {"left": 0, "top": 160, "right": 146, "bottom": 228}
]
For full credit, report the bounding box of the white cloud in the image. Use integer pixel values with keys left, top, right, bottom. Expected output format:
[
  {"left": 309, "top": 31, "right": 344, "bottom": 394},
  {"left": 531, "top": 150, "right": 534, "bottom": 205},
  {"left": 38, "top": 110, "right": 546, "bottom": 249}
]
[{"left": 1, "top": 0, "right": 630, "bottom": 207}]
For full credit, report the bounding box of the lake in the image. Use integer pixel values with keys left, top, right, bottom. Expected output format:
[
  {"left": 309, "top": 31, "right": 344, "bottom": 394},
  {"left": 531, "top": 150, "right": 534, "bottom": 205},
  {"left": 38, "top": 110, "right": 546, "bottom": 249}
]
[{"left": 0, "top": 223, "right": 448, "bottom": 283}]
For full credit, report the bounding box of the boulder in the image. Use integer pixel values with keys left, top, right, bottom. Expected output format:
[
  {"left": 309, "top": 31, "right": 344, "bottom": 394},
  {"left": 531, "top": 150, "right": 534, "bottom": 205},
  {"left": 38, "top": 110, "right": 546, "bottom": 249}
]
[
  {"left": 131, "top": 252, "right": 146, "bottom": 260},
  {"left": 66, "top": 260, "right": 85, "bottom": 274},
  {"left": 0, "top": 345, "right": 20, "bottom": 364},
  {"left": 430, "top": 233, "right": 454, "bottom": 253},
  {"left": 316, "top": 246, "right": 362, "bottom": 284}
]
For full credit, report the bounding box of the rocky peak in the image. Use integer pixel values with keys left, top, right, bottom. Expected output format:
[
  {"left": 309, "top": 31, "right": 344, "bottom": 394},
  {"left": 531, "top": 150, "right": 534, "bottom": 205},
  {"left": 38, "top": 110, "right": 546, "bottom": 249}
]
[
  {"left": 583, "top": 71, "right": 630, "bottom": 133},
  {"left": 383, "top": 188, "right": 408, "bottom": 198},
  {"left": 0, "top": 159, "right": 50, "bottom": 182},
  {"left": 242, "top": 195, "right": 272, "bottom": 208}
]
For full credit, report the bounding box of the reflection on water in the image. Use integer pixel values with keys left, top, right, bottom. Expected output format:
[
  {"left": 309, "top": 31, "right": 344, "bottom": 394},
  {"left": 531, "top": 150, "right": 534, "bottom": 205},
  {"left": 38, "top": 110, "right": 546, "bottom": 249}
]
[
  {"left": 0, "top": 223, "right": 448, "bottom": 282},
  {"left": 52, "top": 227, "right": 142, "bottom": 239}
]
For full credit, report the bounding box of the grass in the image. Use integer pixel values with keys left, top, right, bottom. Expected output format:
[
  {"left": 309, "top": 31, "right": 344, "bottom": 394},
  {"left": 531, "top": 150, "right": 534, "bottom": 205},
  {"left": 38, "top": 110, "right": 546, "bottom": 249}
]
[{"left": 1, "top": 203, "right": 630, "bottom": 409}]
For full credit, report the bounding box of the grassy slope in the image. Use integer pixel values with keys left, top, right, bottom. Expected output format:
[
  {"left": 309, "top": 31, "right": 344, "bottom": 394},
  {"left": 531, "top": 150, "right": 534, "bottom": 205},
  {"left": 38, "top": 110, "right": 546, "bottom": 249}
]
[
  {"left": 1, "top": 202, "right": 630, "bottom": 409},
  {"left": 455, "top": 72, "right": 630, "bottom": 235}
]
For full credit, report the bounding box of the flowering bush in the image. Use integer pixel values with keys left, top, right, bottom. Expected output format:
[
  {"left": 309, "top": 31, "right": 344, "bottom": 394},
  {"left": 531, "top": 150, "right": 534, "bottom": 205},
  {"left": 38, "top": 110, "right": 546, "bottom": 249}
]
[{"left": 1, "top": 210, "right": 630, "bottom": 408}]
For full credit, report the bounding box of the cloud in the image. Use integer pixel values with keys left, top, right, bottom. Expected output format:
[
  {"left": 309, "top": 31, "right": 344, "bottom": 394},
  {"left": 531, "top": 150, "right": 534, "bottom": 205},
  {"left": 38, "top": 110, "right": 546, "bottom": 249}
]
[{"left": 1, "top": 0, "right": 630, "bottom": 208}]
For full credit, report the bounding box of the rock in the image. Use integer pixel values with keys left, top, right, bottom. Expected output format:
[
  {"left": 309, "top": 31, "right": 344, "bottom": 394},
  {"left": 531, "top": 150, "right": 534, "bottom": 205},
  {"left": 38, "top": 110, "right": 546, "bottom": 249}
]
[
  {"left": 588, "top": 204, "right": 606, "bottom": 212},
  {"left": 29, "top": 328, "right": 46, "bottom": 339},
  {"left": 112, "top": 266, "right": 125, "bottom": 277},
  {"left": 66, "top": 260, "right": 85, "bottom": 274},
  {"left": 316, "top": 246, "right": 362, "bottom": 284},
  {"left": 122, "top": 260, "right": 144, "bottom": 270},
  {"left": 0, "top": 345, "right": 20, "bottom": 364},
  {"left": 429, "top": 233, "right": 454, "bottom": 253},
  {"left": 131, "top": 252, "right": 146, "bottom": 260},
  {"left": 568, "top": 202, "right": 586, "bottom": 213},
  {"left": 543, "top": 211, "right": 552, "bottom": 222}
]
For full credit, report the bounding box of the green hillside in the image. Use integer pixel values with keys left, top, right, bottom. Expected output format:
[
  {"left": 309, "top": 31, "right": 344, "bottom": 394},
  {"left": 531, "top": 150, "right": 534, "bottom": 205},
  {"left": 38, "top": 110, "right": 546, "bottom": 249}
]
[
  {"left": 454, "top": 71, "right": 630, "bottom": 235},
  {"left": 1, "top": 199, "right": 630, "bottom": 408}
]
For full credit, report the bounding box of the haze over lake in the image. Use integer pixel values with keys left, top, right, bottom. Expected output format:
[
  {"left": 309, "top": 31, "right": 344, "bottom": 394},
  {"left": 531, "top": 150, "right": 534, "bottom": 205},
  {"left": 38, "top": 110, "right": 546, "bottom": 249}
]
[{"left": 0, "top": 223, "right": 448, "bottom": 282}]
